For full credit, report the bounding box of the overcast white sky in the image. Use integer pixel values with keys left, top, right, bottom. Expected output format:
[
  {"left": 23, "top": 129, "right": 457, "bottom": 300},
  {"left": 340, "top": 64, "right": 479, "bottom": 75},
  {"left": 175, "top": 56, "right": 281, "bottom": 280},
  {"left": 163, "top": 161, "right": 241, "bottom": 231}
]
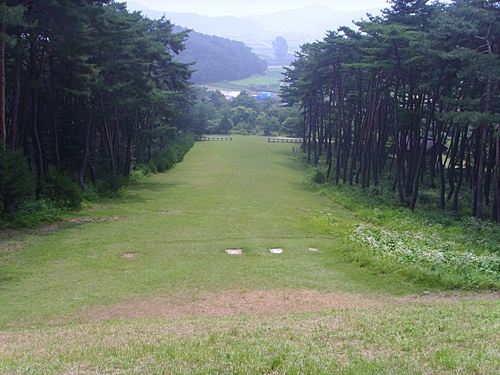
[{"left": 130, "top": 0, "right": 393, "bottom": 16}]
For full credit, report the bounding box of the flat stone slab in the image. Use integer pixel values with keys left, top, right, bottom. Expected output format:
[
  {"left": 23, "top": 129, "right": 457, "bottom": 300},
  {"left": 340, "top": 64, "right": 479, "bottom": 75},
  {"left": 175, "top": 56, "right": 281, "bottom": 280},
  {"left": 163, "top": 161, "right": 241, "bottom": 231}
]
[
  {"left": 270, "top": 248, "right": 283, "bottom": 254},
  {"left": 225, "top": 249, "right": 243, "bottom": 255},
  {"left": 308, "top": 247, "right": 319, "bottom": 252},
  {"left": 122, "top": 253, "right": 141, "bottom": 258}
]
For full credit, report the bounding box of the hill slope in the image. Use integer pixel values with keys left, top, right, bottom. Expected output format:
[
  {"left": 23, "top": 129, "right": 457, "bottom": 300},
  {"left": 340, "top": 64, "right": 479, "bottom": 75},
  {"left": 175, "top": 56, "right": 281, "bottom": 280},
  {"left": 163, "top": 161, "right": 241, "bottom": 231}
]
[
  {"left": 1, "top": 136, "right": 498, "bottom": 373},
  {"left": 175, "top": 28, "right": 268, "bottom": 84}
]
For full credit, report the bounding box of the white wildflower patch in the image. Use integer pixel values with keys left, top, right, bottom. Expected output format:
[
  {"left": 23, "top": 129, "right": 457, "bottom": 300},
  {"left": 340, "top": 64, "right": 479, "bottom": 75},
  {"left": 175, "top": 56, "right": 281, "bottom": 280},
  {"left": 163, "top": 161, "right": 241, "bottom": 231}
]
[{"left": 349, "top": 224, "right": 500, "bottom": 284}]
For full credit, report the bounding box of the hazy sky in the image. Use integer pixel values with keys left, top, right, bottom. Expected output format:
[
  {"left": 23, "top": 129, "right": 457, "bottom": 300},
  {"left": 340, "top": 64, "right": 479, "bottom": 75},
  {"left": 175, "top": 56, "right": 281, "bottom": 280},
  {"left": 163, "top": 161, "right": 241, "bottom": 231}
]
[{"left": 131, "top": 1, "right": 392, "bottom": 16}]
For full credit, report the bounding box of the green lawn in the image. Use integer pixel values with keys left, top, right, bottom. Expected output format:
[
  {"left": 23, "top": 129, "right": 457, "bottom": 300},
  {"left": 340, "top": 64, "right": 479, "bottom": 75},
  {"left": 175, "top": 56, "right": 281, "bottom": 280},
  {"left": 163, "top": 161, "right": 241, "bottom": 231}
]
[{"left": 1, "top": 135, "right": 499, "bottom": 374}]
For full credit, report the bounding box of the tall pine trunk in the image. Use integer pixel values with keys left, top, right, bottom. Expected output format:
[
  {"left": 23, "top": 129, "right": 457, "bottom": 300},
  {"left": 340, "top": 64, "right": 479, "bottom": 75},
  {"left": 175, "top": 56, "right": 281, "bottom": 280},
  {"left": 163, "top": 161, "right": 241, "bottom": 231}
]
[
  {"left": 78, "top": 113, "right": 93, "bottom": 191},
  {"left": 10, "top": 32, "right": 22, "bottom": 151},
  {"left": 0, "top": 23, "right": 6, "bottom": 147}
]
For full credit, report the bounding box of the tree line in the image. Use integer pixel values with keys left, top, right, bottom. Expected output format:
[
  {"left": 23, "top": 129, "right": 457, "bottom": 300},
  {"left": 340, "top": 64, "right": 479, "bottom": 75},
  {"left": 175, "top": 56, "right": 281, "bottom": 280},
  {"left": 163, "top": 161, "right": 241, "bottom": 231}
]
[
  {"left": 281, "top": 0, "right": 500, "bottom": 222},
  {"left": 178, "top": 88, "right": 302, "bottom": 137},
  {"left": 0, "top": 1, "right": 196, "bottom": 221}
]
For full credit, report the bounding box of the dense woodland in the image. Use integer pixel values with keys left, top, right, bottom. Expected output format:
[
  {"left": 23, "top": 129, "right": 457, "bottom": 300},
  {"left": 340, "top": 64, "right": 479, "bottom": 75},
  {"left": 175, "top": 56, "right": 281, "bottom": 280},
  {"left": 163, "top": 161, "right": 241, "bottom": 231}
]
[
  {"left": 178, "top": 88, "right": 302, "bottom": 137},
  {"left": 0, "top": 1, "right": 198, "bottom": 222},
  {"left": 282, "top": 0, "right": 500, "bottom": 222},
  {"left": 175, "top": 29, "right": 268, "bottom": 84}
]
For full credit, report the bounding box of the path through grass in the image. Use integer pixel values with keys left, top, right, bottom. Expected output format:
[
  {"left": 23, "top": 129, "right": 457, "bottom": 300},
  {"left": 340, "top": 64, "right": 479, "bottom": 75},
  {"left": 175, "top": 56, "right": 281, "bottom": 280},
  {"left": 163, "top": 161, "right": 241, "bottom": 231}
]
[{"left": 1, "top": 136, "right": 400, "bottom": 329}]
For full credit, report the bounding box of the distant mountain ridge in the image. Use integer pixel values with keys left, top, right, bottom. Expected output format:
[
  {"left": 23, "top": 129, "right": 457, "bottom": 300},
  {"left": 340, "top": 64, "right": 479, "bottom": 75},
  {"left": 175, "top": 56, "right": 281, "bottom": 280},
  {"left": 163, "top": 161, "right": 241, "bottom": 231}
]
[
  {"left": 127, "top": 2, "right": 265, "bottom": 36},
  {"left": 126, "top": 2, "right": 382, "bottom": 65},
  {"left": 127, "top": 2, "right": 380, "bottom": 39}
]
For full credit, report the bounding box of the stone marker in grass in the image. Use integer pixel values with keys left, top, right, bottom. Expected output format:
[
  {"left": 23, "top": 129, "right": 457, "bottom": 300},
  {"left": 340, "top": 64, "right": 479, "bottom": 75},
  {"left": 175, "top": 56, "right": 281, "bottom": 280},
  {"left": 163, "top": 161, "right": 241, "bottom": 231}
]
[
  {"left": 226, "top": 249, "right": 243, "bottom": 255},
  {"left": 122, "top": 253, "right": 141, "bottom": 258},
  {"left": 270, "top": 248, "right": 283, "bottom": 254}
]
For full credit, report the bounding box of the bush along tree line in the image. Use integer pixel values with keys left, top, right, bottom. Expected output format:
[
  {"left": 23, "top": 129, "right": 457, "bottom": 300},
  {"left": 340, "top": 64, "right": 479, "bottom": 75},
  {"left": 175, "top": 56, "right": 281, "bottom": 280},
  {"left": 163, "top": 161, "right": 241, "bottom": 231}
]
[
  {"left": 0, "top": 1, "right": 197, "bottom": 227},
  {"left": 175, "top": 87, "right": 303, "bottom": 137},
  {"left": 281, "top": 0, "right": 500, "bottom": 223}
]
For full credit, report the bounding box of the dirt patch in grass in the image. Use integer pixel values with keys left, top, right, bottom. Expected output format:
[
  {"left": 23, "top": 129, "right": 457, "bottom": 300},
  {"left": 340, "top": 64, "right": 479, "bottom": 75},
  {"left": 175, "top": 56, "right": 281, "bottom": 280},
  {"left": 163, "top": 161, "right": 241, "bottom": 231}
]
[
  {"left": 160, "top": 209, "right": 181, "bottom": 214},
  {"left": 65, "top": 216, "right": 120, "bottom": 224},
  {"left": 75, "top": 290, "right": 500, "bottom": 324},
  {"left": 77, "top": 290, "right": 386, "bottom": 323},
  {"left": 39, "top": 224, "right": 60, "bottom": 232},
  {"left": 37, "top": 217, "right": 121, "bottom": 232}
]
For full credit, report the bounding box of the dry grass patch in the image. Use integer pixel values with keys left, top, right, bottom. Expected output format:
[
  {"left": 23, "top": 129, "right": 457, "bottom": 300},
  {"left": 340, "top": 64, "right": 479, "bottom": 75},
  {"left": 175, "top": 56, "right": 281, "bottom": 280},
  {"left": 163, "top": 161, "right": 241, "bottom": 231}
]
[
  {"left": 2, "top": 298, "right": 499, "bottom": 374},
  {"left": 72, "top": 290, "right": 500, "bottom": 325},
  {"left": 64, "top": 216, "right": 120, "bottom": 223},
  {"left": 75, "top": 290, "right": 384, "bottom": 323},
  {"left": 38, "top": 224, "right": 59, "bottom": 232},
  {"left": 37, "top": 217, "right": 121, "bottom": 232},
  {"left": 159, "top": 209, "right": 181, "bottom": 214}
]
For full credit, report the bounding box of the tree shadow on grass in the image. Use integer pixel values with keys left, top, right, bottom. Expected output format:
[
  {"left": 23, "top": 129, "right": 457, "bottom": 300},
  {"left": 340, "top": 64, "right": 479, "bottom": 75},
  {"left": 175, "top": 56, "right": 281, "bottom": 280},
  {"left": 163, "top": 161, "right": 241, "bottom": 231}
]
[
  {"left": 130, "top": 180, "right": 180, "bottom": 193},
  {"left": 272, "top": 149, "right": 303, "bottom": 171},
  {"left": 96, "top": 180, "right": 181, "bottom": 207},
  {"left": 125, "top": 181, "right": 181, "bottom": 201}
]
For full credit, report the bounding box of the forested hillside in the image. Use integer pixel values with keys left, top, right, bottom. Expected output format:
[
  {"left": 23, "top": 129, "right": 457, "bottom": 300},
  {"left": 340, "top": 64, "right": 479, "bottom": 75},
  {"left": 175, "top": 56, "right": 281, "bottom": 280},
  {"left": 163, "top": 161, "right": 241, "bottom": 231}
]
[
  {"left": 174, "top": 28, "right": 268, "bottom": 84},
  {"left": 282, "top": 0, "right": 500, "bottom": 222},
  {"left": 0, "top": 1, "right": 195, "bottom": 225}
]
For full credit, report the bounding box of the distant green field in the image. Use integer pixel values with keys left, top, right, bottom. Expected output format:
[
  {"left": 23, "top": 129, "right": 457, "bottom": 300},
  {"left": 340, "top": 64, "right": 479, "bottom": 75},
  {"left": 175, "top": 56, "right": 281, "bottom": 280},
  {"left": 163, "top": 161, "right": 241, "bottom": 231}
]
[{"left": 203, "top": 67, "right": 284, "bottom": 93}]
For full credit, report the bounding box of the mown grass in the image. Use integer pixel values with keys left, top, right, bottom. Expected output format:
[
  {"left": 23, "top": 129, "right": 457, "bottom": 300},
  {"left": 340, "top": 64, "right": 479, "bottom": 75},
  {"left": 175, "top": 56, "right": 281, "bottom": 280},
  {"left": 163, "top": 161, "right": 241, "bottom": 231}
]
[
  {"left": 0, "top": 136, "right": 409, "bottom": 330},
  {"left": 1, "top": 135, "right": 499, "bottom": 373},
  {"left": 1, "top": 300, "right": 499, "bottom": 374}
]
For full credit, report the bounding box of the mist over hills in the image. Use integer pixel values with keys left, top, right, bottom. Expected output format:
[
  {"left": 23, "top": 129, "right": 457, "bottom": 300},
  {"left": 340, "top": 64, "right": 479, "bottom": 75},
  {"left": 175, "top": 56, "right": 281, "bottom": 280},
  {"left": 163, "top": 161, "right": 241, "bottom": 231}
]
[
  {"left": 127, "top": 2, "right": 266, "bottom": 36},
  {"left": 245, "top": 4, "right": 380, "bottom": 36},
  {"left": 127, "top": 2, "right": 381, "bottom": 62}
]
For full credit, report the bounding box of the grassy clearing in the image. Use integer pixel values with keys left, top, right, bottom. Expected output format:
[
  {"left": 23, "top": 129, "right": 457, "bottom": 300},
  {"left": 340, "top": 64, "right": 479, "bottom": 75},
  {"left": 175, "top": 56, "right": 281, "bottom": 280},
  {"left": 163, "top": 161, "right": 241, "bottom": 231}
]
[
  {"left": 1, "top": 136, "right": 499, "bottom": 373},
  {"left": 0, "top": 136, "right": 412, "bottom": 330}
]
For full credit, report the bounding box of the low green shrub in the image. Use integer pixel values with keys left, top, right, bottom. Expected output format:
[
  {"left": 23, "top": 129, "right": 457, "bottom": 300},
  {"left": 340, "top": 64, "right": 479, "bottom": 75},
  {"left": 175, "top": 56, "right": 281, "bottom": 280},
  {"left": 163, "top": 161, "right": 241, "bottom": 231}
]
[
  {"left": 148, "top": 131, "right": 195, "bottom": 172},
  {"left": 348, "top": 224, "right": 500, "bottom": 289},
  {"left": 92, "top": 173, "right": 129, "bottom": 198},
  {"left": 43, "top": 167, "right": 84, "bottom": 210},
  {"left": 83, "top": 183, "right": 100, "bottom": 202},
  {"left": 4, "top": 198, "right": 63, "bottom": 228},
  {"left": 0, "top": 147, "right": 36, "bottom": 215},
  {"left": 145, "top": 161, "right": 157, "bottom": 175},
  {"left": 128, "top": 169, "right": 148, "bottom": 184},
  {"left": 152, "top": 148, "right": 177, "bottom": 172},
  {"left": 312, "top": 168, "right": 326, "bottom": 184}
]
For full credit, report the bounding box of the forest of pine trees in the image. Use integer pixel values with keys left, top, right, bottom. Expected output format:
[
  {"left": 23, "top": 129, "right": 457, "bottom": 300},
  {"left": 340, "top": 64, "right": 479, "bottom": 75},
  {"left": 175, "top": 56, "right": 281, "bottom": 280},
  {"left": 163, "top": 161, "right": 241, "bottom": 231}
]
[
  {"left": 281, "top": 0, "right": 500, "bottom": 222},
  {"left": 0, "top": 1, "right": 195, "bottom": 219}
]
